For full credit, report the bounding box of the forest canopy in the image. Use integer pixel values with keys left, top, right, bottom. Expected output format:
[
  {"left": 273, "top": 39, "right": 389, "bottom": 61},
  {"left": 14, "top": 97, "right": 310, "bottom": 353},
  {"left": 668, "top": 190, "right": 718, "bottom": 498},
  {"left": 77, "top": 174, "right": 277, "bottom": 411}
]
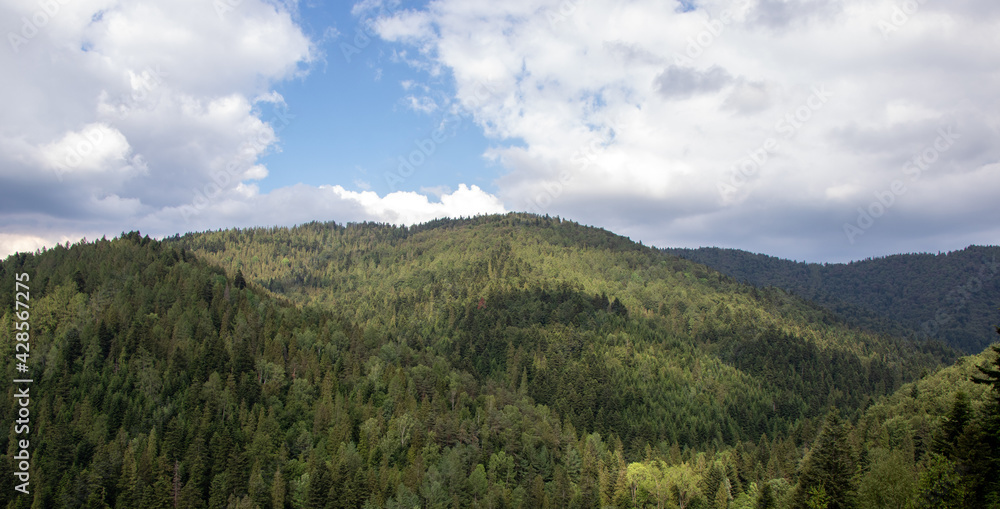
[{"left": 0, "top": 214, "right": 995, "bottom": 508}]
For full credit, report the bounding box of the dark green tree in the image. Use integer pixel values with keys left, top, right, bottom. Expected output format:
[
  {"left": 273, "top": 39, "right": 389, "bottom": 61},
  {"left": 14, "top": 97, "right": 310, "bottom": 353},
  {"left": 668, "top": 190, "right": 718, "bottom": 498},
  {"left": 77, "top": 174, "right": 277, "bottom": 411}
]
[
  {"left": 969, "top": 330, "right": 1000, "bottom": 502},
  {"left": 234, "top": 268, "right": 247, "bottom": 290},
  {"left": 793, "top": 411, "right": 856, "bottom": 509},
  {"left": 756, "top": 481, "right": 777, "bottom": 509},
  {"left": 934, "top": 391, "right": 972, "bottom": 457}
]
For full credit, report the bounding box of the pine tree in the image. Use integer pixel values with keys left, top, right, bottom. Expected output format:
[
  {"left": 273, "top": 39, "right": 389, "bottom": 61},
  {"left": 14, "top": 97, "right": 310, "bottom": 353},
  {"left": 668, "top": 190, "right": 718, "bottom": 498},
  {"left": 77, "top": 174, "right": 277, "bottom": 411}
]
[
  {"left": 469, "top": 464, "right": 487, "bottom": 504},
  {"left": 934, "top": 391, "right": 971, "bottom": 457},
  {"left": 970, "top": 333, "right": 1000, "bottom": 502},
  {"left": 756, "top": 481, "right": 777, "bottom": 509},
  {"left": 307, "top": 458, "right": 331, "bottom": 509},
  {"left": 234, "top": 269, "right": 247, "bottom": 290},
  {"left": 85, "top": 486, "right": 111, "bottom": 509},
  {"left": 793, "top": 411, "right": 856, "bottom": 509},
  {"left": 272, "top": 469, "right": 287, "bottom": 509}
]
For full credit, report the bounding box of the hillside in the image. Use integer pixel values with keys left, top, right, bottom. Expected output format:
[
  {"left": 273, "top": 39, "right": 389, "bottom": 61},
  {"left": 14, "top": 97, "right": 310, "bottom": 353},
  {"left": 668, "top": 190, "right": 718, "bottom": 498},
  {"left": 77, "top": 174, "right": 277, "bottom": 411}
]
[
  {"left": 847, "top": 341, "right": 1000, "bottom": 507},
  {"left": 0, "top": 215, "right": 978, "bottom": 508},
  {"left": 662, "top": 245, "right": 1000, "bottom": 354},
  {"left": 173, "top": 214, "right": 954, "bottom": 429}
]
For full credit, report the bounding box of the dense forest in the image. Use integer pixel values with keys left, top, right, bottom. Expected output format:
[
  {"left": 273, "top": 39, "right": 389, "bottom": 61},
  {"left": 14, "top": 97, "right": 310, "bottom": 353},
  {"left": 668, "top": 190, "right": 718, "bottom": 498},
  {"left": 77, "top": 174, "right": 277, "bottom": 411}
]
[
  {"left": 1, "top": 213, "right": 997, "bottom": 508},
  {"left": 662, "top": 246, "right": 1000, "bottom": 354}
]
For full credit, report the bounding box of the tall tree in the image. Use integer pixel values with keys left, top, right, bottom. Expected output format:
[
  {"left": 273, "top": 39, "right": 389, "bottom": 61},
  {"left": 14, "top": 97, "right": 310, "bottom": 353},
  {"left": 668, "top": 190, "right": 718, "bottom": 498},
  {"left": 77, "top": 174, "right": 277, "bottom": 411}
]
[
  {"left": 969, "top": 328, "right": 1000, "bottom": 502},
  {"left": 934, "top": 391, "right": 972, "bottom": 457},
  {"left": 793, "top": 411, "right": 856, "bottom": 509}
]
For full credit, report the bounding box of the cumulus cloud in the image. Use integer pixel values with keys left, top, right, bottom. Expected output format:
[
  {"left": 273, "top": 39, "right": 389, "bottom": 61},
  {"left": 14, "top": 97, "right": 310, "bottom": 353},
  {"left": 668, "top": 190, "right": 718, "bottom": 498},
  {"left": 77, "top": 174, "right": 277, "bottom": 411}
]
[
  {"left": 3, "top": 0, "right": 998, "bottom": 264},
  {"left": 372, "top": 0, "right": 1000, "bottom": 262},
  {"left": 139, "top": 184, "right": 505, "bottom": 238},
  {"left": 0, "top": 0, "right": 507, "bottom": 258},
  {"left": 0, "top": 0, "right": 311, "bottom": 226}
]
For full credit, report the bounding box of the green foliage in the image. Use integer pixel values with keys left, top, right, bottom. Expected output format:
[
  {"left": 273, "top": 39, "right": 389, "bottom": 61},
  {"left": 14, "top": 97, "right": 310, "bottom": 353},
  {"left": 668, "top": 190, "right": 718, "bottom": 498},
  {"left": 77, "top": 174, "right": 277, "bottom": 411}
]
[
  {"left": 855, "top": 448, "right": 916, "bottom": 509},
  {"left": 0, "top": 216, "right": 991, "bottom": 509},
  {"left": 792, "top": 411, "right": 855, "bottom": 509},
  {"left": 918, "top": 453, "right": 965, "bottom": 508},
  {"left": 664, "top": 245, "right": 998, "bottom": 354},
  {"left": 969, "top": 340, "right": 1000, "bottom": 502},
  {"left": 173, "top": 214, "right": 949, "bottom": 446}
]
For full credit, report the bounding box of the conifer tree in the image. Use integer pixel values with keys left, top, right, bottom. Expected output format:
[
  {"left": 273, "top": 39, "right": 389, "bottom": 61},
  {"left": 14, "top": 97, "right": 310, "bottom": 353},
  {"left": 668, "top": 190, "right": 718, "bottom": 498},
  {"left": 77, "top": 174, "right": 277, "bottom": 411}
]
[
  {"left": 755, "top": 481, "right": 776, "bottom": 509},
  {"left": 934, "top": 391, "right": 971, "bottom": 457},
  {"left": 793, "top": 411, "right": 855, "bottom": 509},
  {"left": 970, "top": 330, "right": 1000, "bottom": 502},
  {"left": 234, "top": 268, "right": 247, "bottom": 290}
]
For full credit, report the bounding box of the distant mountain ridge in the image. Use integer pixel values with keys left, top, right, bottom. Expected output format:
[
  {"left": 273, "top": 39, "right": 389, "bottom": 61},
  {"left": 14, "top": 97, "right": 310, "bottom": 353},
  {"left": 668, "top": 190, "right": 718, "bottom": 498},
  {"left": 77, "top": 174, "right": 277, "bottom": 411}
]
[{"left": 661, "top": 245, "right": 1000, "bottom": 353}]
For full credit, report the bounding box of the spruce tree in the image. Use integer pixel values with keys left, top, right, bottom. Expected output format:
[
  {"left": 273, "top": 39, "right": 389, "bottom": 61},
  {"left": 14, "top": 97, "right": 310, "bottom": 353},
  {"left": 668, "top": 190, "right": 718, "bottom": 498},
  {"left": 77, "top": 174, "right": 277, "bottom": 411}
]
[
  {"left": 970, "top": 331, "right": 1000, "bottom": 503},
  {"left": 756, "top": 482, "right": 777, "bottom": 509},
  {"left": 234, "top": 268, "right": 247, "bottom": 290},
  {"left": 934, "top": 391, "right": 972, "bottom": 457},
  {"left": 793, "top": 411, "right": 856, "bottom": 509}
]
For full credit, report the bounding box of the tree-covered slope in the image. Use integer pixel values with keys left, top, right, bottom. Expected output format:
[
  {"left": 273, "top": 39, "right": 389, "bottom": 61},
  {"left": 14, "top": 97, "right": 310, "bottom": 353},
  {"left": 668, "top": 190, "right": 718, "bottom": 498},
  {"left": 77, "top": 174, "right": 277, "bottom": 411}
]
[
  {"left": 662, "top": 245, "right": 1000, "bottom": 353},
  {"left": 0, "top": 216, "right": 966, "bottom": 508},
  {"left": 172, "top": 214, "right": 957, "bottom": 438},
  {"left": 617, "top": 335, "right": 1000, "bottom": 509},
  {"left": 849, "top": 339, "right": 1000, "bottom": 507}
]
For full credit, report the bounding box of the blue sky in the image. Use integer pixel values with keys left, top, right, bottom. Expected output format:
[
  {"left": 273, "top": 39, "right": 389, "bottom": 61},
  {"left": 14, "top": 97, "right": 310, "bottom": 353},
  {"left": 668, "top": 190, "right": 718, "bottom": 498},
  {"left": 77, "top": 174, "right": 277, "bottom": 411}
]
[
  {"left": 1, "top": 0, "right": 998, "bottom": 263},
  {"left": 258, "top": 1, "right": 498, "bottom": 197}
]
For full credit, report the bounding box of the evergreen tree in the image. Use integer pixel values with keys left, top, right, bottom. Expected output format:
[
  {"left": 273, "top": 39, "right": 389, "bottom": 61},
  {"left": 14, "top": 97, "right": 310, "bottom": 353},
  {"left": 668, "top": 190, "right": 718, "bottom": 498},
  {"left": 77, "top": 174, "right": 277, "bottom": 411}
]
[
  {"left": 970, "top": 332, "right": 1000, "bottom": 502},
  {"left": 934, "top": 391, "right": 972, "bottom": 457},
  {"left": 234, "top": 268, "right": 247, "bottom": 290},
  {"left": 1, "top": 214, "right": 985, "bottom": 509},
  {"left": 755, "top": 482, "right": 776, "bottom": 509},
  {"left": 793, "top": 411, "right": 856, "bottom": 509}
]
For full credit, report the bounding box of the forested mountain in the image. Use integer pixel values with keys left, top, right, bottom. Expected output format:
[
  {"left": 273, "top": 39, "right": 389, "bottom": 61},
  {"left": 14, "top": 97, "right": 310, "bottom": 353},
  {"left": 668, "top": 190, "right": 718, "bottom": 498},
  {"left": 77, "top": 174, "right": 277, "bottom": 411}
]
[
  {"left": 662, "top": 246, "right": 1000, "bottom": 354},
  {"left": 0, "top": 214, "right": 995, "bottom": 509}
]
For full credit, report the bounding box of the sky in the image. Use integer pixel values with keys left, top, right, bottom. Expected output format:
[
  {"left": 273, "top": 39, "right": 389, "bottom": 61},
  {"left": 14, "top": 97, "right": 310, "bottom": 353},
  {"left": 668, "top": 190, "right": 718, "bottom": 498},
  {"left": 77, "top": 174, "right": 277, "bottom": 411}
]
[{"left": 1, "top": 0, "right": 998, "bottom": 263}]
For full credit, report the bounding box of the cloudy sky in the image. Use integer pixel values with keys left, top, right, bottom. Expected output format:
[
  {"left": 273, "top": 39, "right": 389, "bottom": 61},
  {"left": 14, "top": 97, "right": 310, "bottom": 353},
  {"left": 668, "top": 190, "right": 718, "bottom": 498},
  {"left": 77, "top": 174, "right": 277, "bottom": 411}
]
[{"left": 1, "top": 0, "right": 998, "bottom": 263}]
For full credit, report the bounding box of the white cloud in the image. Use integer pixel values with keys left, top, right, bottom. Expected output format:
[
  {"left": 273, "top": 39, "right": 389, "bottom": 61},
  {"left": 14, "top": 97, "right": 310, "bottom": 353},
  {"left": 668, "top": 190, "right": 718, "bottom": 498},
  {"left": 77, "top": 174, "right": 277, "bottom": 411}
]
[
  {"left": 39, "top": 123, "right": 141, "bottom": 177},
  {"left": 329, "top": 183, "right": 506, "bottom": 224},
  {"left": 0, "top": 0, "right": 313, "bottom": 220},
  {"left": 2, "top": 0, "right": 997, "bottom": 264},
  {"left": 372, "top": 0, "right": 1000, "bottom": 262},
  {"left": 139, "top": 183, "right": 505, "bottom": 235},
  {"left": 376, "top": 9, "right": 434, "bottom": 43},
  {"left": 0, "top": 234, "right": 82, "bottom": 259},
  {"left": 0, "top": 0, "right": 511, "bottom": 255}
]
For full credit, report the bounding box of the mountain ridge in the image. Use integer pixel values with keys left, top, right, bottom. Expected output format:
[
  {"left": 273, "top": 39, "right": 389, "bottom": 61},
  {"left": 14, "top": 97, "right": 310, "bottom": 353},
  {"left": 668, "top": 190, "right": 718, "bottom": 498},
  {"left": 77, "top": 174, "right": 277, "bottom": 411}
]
[
  {"left": 662, "top": 244, "right": 1000, "bottom": 353},
  {"left": 3, "top": 213, "right": 995, "bottom": 508}
]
